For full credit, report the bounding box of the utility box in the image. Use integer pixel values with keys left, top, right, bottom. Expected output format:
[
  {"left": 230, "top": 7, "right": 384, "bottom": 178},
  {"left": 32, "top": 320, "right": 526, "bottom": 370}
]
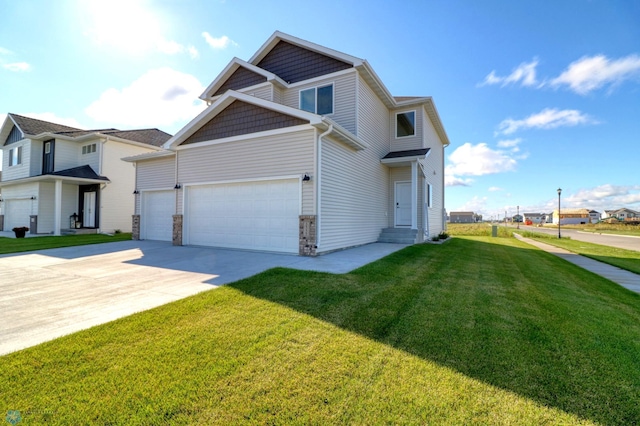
[
  {"left": 30, "top": 215, "right": 38, "bottom": 234},
  {"left": 491, "top": 225, "right": 497, "bottom": 237}
]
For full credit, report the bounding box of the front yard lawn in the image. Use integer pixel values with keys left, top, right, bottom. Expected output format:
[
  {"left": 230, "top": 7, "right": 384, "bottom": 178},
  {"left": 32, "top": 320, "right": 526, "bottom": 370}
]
[
  {"left": 0, "top": 233, "right": 132, "bottom": 255},
  {"left": 2, "top": 236, "right": 640, "bottom": 424},
  {"left": 521, "top": 230, "right": 640, "bottom": 275}
]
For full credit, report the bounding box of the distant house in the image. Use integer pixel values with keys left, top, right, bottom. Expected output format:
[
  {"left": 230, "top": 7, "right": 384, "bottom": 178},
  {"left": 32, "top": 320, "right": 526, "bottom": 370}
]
[
  {"left": 553, "top": 208, "right": 590, "bottom": 225},
  {"left": 449, "top": 211, "right": 477, "bottom": 223},
  {"left": 589, "top": 210, "right": 601, "bottom": 223},
  {"left": 523, "top": 212, "right": 546, "bottom": 224},
  {"left": 0, "top": 114, "right": 170, "bottom": 234},
  {"left": 602, "top": 208, "right": 640, "bottom": 222}
]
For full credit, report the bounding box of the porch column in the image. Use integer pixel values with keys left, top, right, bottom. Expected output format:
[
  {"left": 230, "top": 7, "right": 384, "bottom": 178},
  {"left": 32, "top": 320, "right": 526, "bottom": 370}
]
[
  {"left": 53, "top": 179, "right": 62, "bottom": 236},
  {"left": 411, "top": 161, "right": 418, "bottom": 230}
]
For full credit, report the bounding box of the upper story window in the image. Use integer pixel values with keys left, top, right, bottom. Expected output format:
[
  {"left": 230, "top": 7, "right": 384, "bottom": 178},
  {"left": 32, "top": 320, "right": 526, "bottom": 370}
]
[
  {"left": 82, "top": 143, "right": 96, "bottom": 155},
  {"left": 396, "top": 111, "right": 416, "bottom": 138},
  {"left": 300, "top": 84, "right": 333, "bottom": 115},
  {"left": 9, "top": 146, "right": 22, "bottom": 166}
]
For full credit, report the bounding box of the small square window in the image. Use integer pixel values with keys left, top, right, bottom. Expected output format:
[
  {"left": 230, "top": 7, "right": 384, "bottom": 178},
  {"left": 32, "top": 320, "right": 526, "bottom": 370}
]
[
  {"left": 9, "top": 146, "right": 22, "bottom": 166},
  {"left": 82, "top": 144, "right": 96, "bottom": 155},
  {"left": 396, "top": 111, "right": 415, "bottom": 138},
  {"left": 299, "top": 84, "right": 333, "bottom": 115}
]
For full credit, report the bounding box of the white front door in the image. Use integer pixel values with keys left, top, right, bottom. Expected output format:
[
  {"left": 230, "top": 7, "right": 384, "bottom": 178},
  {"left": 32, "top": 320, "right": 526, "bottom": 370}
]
[
  {"left": 395, "top": 182, "right": 411, "bottom": 226},
  {"left": 83, "top": 192, "right": 96, "bottom": 227}
]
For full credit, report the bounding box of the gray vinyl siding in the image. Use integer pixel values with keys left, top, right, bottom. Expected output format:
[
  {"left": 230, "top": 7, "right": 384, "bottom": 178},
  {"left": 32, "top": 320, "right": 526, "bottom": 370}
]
[
  {"left": 318, "top": 74, "right": 389, "bottom": 253},
  {"left": 54, "top": 139, "right": 80, "bottom": 172},
  {"left": 37, "top": 182, "right": 55, "bottom": 233},
  {"left": 2, "top": 140, "right": 30, "bottom": 181},
  {"left": 390, "top": 108, "right": 423, "bottom": 151},
  {"left": 135, "top": 156, "right": 176, "bottom": 214},
  {"left": 241, "top": 83, "right": 273, "bottom": 101},
  {"left": 273, "top": 86, "right": 284, "bottom": 104},
  {"left": 177, "top": 128, "right": 315, "bottom": 215},
  {"left": 282, "top": 70, "right": 357, "bottom": 135},
  {"left": 421, "top": 117, "right": 446, "bottom": 236},
  {"left": 29, "top": 140, "right": 43, "bottom": 176}
]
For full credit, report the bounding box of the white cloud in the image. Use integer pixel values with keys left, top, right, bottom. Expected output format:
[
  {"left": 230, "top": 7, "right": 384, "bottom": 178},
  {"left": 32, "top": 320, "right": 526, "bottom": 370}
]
[
  {"left": 188, "top": 45, "right": 199, "bottom": 59},
  {"left": 0, "top": 47, "right": 12, "bottom": 55},
  {"left": 488, "top": 186, "right": 503, "bottom": 192},
  {"left": 3, "top": 62, "right": 31, "bottom": 72},
  {"left": 85, "top": 67, "right": 206, "bottom": 128},
  {"left": 550, "top": 54, "right": 640, "bottom": 95},
  {"left": 564, "top": 184, "right": 640, "bottom": 210},
  {"left": 202, "top": 32, "right": 237, "bottom": 49},
  {"left": 496, "top": 138, "right": 521, "bottom": 148},
  {"left": 479, "top": 59, "right": 539, "bottom": 87},
  {"left": 156, "top": 39, "right": 185, "bottom": 55},
  {"left": 496, "top": 108, "right": 596, "bottom": 135},
  {"left": 445, "top": 142, "right": 521, "bottom": 187},
  {"left": 19, "top": 112, "right": 85, "bottom": 129},
  {"left": 454, "top": 196, "right": 489, "bottom": 213}
]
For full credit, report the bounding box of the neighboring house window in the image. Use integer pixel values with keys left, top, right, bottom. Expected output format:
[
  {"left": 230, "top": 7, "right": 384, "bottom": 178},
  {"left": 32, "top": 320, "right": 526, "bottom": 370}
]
[
  {"left": 396, "top": 111, "right": 416, "bottom": 138},
  {"left": 44, "top": 141, "right": 51, "bottom": 154},
  {"left": 427, "top": 183, "right": 433, "bottom": 208},
  {"left": 82, "top": 143, "right": 96, "bottom": 154},
  {"left": 300, "top": 84, "right": 333, "bottom": 115},
  {"left": 9, "top": 146, "right": 22, "bottom": 166}
]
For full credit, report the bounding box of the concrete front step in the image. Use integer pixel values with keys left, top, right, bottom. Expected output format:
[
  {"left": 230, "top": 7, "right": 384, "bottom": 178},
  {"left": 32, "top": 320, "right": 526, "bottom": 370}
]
[{"left": 378, "top": 227, "right": 418, "bottom": 244}]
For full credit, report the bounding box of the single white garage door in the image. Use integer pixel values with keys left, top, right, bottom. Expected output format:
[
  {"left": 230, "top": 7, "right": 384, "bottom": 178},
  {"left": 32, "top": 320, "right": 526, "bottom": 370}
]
[
  {"left": 141, "top": 190, "right": 174, "bottom": 241},
  {"left": 186, "top": 179, "right": 299, "bottom": 253},
  {"left": 4, "top": 199, "right": 31, "bottom": 231}
]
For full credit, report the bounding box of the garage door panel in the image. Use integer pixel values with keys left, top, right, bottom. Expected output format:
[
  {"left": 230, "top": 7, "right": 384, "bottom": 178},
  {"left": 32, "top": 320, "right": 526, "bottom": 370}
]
[
  {"left": 187, "top": 179, "right": 299, "bottom": 253},
  {"left": 141, "top": 191, "right": 174, "bottom": 241},
  {"left": 4, "top": 200, "right": 31, "bottom": 231}
]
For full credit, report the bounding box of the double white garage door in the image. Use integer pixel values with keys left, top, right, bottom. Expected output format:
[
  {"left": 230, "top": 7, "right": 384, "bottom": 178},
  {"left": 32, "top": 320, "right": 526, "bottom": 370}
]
[{"left": 142, "top": 178, "right": 300, "bottom": 253}]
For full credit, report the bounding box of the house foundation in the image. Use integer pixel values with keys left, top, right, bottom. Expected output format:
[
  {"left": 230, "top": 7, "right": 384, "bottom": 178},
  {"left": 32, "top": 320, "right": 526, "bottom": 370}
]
[{"left": 299, "top": 215, "right": 317, "bottom": 256}]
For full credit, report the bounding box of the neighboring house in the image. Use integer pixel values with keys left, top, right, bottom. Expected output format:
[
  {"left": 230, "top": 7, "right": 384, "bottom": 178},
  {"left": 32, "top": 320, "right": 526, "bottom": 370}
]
[
  {"left": 553, "top": 208, "right": 590, "bottom": 225},
  {"left": 589, "top": 210, "right": 601, "bottom": 223},
  {"left": 523, "top": 212, "right": 546, "bottom": 224},
  {"left": 0, "top": 114, "right": 170, "bottom": 235},
  {"left": 449, "top": 212, "right": 476, "bottom": 223},
  {"left": 602, "top": 208, "right": 640, "bottom": 222},
  {"left": 124, "top": 31, "right": 450, "bottom": 255}
]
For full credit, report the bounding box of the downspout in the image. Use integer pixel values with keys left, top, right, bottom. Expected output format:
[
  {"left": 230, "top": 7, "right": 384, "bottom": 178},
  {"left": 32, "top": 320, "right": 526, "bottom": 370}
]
[
  {"left": 97, "top": 136, "right": 108, "bottom": 233},
  {"left": 317, "top": 124, "right": 333, "bottom": 252}
]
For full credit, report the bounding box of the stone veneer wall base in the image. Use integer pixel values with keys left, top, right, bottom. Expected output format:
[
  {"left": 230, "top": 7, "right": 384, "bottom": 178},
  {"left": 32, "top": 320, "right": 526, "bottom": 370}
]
[{"left": 299, "top": 215, "right": 317, "bottom": 256}]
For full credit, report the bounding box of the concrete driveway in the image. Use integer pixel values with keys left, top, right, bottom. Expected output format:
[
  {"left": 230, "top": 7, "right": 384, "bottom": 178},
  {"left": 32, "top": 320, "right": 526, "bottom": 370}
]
[{"left": 0, "top": 240, "right": 407, "bottom": 355}]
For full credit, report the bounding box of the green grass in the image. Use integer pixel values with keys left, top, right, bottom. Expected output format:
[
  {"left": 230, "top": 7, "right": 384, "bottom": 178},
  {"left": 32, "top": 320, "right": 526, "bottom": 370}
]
[
  {"left": 0, "top": 233, "right": 132, "bottom": 255},
  {"left": 521, "top": 231, "right": 640, "bottom": 275},
  {"left": 561, "top": 223, "right": 640, "bottom": 237},
  {"left": 3, "top": 237, "right": 640, "bottom": 424}
]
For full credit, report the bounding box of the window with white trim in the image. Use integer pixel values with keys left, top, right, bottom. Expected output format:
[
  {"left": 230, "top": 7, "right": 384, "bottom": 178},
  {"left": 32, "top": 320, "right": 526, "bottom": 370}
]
[
  {"left": 82, "top": 143, "right": 96, "bottom": 155},
  {"left": 9, "top": 146, "right": 22, "bottom": 166},
  {"left": 300, "top": 84, "right": 333, "bottom": 115},
  {"left": 396, "top": 111, "right": 416, "bottom": 138},
  {"left": 427, "top": 183, "right": 433, "bottom": 208}
]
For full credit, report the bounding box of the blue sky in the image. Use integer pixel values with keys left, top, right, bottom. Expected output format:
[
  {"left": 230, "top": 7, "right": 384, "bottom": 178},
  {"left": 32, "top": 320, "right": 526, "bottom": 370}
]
[{"left": 1, "top": 0, "right": 639, "bottom": 218}]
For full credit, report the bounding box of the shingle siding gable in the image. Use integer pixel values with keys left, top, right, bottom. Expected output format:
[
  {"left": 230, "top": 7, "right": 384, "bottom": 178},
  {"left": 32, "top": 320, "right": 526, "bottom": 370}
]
[
  {"left": 214, "top": 67, "right": 268, "bottom": 96},
  {"left": 257, "top": 41, "right": 352, "bottom": 84},
  {"left": 181, "top": 100, "right": 308, "bottom": 145}
]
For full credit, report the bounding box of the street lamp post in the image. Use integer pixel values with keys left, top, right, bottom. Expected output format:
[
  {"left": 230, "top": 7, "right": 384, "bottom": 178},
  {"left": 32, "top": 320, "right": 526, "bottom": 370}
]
[
  {"left": 557, "top": 188, "right": 562, "bottom": 239},
  {"left": 517, "top": 205, "right": 520, "bottom": 229}
]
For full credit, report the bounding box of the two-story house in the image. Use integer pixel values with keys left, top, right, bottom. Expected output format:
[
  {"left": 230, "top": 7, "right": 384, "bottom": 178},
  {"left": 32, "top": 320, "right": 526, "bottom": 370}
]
[
  {"left": 0, "top": 114, "right": 170, "bottom": 235},
  {"left": 124, "top": 31, "right": 450, "bottom": 255}
]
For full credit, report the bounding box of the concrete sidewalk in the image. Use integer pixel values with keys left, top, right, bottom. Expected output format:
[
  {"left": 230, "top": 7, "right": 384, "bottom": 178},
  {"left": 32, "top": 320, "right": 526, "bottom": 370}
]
[{"left": 514, "top": 234, "right": 640, "bottom": 294}]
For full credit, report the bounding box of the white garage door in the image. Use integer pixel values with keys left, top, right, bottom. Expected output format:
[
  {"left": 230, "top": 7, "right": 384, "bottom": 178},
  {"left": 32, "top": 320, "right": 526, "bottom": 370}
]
[
  {"left": 141, "top": 190, "right": 174, "bottom": 241},
  {"left": 4, "top": 199, "right": 31, "bottom": 231},
  {"left": 186, "top": 179, "right": 300, "bottom": 253}
]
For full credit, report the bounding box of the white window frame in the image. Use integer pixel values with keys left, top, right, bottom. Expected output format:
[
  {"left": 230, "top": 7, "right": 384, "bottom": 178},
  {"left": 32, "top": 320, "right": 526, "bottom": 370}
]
[
  {"left": 427, "top": 183, "right": 433, "bottom": 208},
  {"left": 9, "top": 146, "right": 22, "bottom": 167},
  {"left": 299, "top": 83, "right": 334, "bottom": 115},
  {"left": 395, "top": 110, "right": 416, "bottom": 138},
  {"left": 82, "top": 143, "right": 96, "bottom": 155},
  {"left": 44, "top": 141, "right": 51, "bottom": 154}
]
